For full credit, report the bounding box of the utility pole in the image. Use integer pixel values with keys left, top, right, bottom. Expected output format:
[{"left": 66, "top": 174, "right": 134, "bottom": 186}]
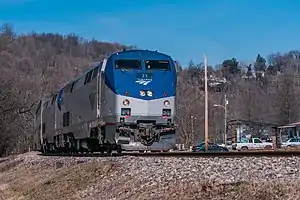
[
  {"left": 191, "top": 115, "right": 196, "bottom": 144},
  {"left": 191, "top": 116, "right": 194, "bottom": 140},
  {"left": 204, "top": 54, "right": 209, "bottom": 151},
  {"left": 224, "top": 94, "right": 228, "bottom": 147},
  {"left": 40, "top": 97, "right": 43, "bottom": 151}
]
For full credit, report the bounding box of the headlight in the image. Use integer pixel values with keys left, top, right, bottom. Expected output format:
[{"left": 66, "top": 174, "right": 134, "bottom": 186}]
[
  {"left": 140, "top": 90, "right": 145, "bottom": 96},
  {"left": 147, "top": 90, "right": 153, "bottom": 97},
  {"left": 123, "top": 99, "right": 130, "bottom": 106},
  {"left": 164, "top": 100, "right": 170, "bottom": 107}
]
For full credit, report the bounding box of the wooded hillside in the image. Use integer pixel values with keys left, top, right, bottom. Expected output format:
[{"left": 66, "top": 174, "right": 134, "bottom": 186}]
[{"left": 0, "top": 23, "right": 299, "bottom": 155}]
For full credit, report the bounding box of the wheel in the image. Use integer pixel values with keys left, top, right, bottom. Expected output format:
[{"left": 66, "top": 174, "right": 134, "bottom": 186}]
[
  {"left": 241, "top": 146, "right": 248, "bottom": 151},
  {"left": 41, "top": 144, "right": 46, "bottom": 153},
  {"left": 41, "top": 140, "right": 50, "bottom": 153},
  {"left": 106, "top": 145, "right": 112, "bottom": 154},
  {"left": 116, "top": 145, "right": 122, "bottom": 153},
  {"left": 99, "top": 148, "right": 105, "bottom": 154},
  {"left": 220, "top": 148, "right": 228, "bottom": 152},
  {"left": 264, "top": 145, "right": 272, "bottom": 150}
]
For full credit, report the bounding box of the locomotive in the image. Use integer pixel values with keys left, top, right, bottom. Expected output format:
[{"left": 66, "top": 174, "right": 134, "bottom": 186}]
[{"left": 34, "top": 49, "right": 179, "bottom": 154}]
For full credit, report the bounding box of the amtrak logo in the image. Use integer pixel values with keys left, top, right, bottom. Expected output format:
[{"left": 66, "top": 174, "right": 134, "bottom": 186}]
[
  {"left": 135, "top": 79, "right": 152, "bottom": 85},
  {"left": 135, "top": 73, "right": 153, "bottom": 85}
]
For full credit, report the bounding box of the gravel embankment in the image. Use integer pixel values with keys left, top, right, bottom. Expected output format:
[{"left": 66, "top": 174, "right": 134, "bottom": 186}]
[{"left": 1, "top": 151, "right": 300, "bottom": 200}]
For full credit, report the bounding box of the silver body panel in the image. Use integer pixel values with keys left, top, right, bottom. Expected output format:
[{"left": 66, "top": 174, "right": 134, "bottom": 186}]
[
  {"left": 112, "top": 91, "right": 177, "bottom": 151},
  {"left": 113, "top": 93, "right": 175, "bottom": 123}
]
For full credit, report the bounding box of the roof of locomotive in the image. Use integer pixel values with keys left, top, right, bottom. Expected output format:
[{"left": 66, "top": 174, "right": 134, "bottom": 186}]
[
  {"left": 112, "top": 49, "right": 172, "bottom": 58},
  {"left": 56, "top": 49, "right": 173, "bottom": 93}
]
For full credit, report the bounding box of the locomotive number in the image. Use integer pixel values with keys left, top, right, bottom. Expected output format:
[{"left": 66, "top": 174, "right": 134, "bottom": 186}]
[{"left": 136, "top": 73, "right": 153, "bottom": 79}]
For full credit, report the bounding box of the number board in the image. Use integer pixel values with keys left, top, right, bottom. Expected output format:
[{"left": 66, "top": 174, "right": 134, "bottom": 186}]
[{"left": 136, "top": 73, "right": 153, "bottom": 80}]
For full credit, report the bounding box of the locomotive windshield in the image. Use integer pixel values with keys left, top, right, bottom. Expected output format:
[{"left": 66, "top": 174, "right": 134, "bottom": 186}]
[
  {"left": 115, "top": 59, "right": 141, "bottom": 70},
  {"left": 145, "top": 60, "right": 170, "bottom": 71}
]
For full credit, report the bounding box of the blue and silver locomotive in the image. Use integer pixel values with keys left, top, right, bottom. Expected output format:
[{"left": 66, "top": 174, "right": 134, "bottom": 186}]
[{"left": 34, "top": 49, "right": 179, "bottom": 153}]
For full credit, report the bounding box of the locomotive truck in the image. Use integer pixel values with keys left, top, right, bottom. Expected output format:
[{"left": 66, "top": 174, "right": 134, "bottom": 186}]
[{"left": 34, "top": 49, "right": 180, "bottom": 154}]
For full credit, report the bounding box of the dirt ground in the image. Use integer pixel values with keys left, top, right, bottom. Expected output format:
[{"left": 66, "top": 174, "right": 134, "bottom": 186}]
[{"left": 1, "top": 152, "right": 300, "bottom": 200}]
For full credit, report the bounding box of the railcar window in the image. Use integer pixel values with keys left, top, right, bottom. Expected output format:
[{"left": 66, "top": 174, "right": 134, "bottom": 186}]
[
  {"left": 84, "top": 70, "right": 93, "bottom": 84},
  {"left": 115, "top": 59, "right": 141, "bottom": 70},
  {"left": 92, "top": 66, "right": 99, "bottom": 79},
  {"left": 51, "top": 94, "right": 57, "bottom": 104},
  {"left": 42, "top": 123, "right": 46, "bottom": 134},
  {"left": 70, "top": 81, "right": 75, "bottom": 93},
  {"left": 145, "top": 60, "right": 170, "bottom": 70},
  {"left": 63, "top": 112, "right": 70, "bottom": 127}
]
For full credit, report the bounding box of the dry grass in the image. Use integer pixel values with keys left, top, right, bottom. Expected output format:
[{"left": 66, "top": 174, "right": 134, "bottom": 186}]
[
  {"left": 22, "top": 161, "right": 117, "bottom": 200},
  {"left": 78, "top": 178, "right": 300, "bottom": 200},
  {"left": 0, "top": 159, "right": 118, "bottom": 200},
  {"left": 138, "top": 181, "right": 299, "bottom": 200},
  {"left": 0, "top": 153, "right": 300, "bottom": 200},
  {"left": 175, "top": 181, "right": 298, "bottom": 200},
  {"left": 0, "top": 160, "right": 22, "bottom": 173}
]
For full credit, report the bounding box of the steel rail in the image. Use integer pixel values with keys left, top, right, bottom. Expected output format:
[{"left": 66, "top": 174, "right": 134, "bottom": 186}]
[
  {"left": 0, "top": 158, "right": 9, "bottom": 163},
  {"left": 38, "top": 150, "right": 300, "bottom": 158}
]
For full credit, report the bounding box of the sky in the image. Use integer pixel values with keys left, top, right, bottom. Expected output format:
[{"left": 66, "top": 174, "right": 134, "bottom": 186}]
[{"left": 1, "top": 0, "right": 300, "bottom": 66}]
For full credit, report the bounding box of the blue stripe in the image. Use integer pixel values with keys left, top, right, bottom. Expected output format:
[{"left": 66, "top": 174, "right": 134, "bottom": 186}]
[{"left": 104, "top": 50, "right": 177, "bottom": 100}]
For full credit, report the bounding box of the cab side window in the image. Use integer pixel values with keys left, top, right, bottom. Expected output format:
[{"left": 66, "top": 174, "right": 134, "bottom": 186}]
[
  {"left": 290, "top": 138, "right": 298, "bottom": 142},
  {"left": 254, "top": 139, "right": 262, "bottom": 143}
]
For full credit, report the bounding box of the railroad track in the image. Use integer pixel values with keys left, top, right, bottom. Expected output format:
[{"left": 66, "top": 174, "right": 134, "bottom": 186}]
[
  {"left": 0, "top": 158, "right": 9, "bottom": 163},
  {"left": 39, "top": 150, "right": 300, "bottom": 158}
]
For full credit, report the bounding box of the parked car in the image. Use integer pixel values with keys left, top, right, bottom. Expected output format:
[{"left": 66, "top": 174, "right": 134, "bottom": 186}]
[
  {"left": 281, "top": 138, "right": 300, "bottom": 148},
  {"left": 232, "top": 137, "right": 273, "bottom": 151},
  {"left": 191, "top": 142, "right": 229, "bottom": 152}
]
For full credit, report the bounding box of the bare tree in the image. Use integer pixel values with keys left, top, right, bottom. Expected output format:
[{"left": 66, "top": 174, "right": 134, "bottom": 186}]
[
  {"left": 0, "top": 24, "right": 128, "bottom": 156},
  {"left": 3, "top": 23, "right": 300, "bottom": 154}
]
